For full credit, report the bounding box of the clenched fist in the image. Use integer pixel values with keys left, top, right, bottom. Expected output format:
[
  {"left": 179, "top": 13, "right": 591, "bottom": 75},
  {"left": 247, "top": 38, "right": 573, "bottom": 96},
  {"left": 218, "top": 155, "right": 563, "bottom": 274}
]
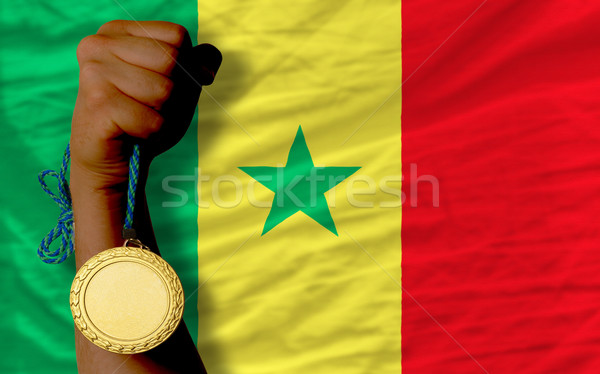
[{"left": 70, "top": 20, "right": 221, "bottom": 190}]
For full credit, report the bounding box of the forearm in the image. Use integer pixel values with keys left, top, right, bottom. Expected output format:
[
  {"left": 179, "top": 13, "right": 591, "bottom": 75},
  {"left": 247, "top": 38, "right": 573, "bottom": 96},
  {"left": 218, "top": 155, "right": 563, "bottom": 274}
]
[
  {"left": 71, "top": 160, "right": 205, "bottom": 374},
  {"left": 71, "top": 162, "right": 128, "bottom": 269}
]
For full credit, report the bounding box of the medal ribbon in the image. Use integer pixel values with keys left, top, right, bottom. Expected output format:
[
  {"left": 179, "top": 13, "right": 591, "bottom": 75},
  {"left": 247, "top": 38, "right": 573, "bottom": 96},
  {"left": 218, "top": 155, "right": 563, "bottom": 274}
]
[{"left": 37, "top": 144, "right": 140, "bottom": 264}]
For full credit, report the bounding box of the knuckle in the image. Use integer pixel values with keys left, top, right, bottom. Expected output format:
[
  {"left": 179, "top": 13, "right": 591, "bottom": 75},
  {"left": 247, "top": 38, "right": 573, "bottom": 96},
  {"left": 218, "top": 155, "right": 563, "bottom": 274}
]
[
  {"left": 86, "top": 89, "right": 109, "bottom": 110},
  {"left": 83, "top": 81, "right": 112, "bottom": 110},
  {"left": 79, "top": 61, "right": 103, "bottom": 82},
  {"left": 76, "top": 35, "right": 104, "bottom": 61}
]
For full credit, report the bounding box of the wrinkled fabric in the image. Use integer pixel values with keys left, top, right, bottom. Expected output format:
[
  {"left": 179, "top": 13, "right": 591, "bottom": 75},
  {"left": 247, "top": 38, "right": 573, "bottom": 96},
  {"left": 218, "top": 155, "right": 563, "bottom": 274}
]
[
  {"left": 0, "top": 1, "right": 200, "bottom": 373},
  {"left": 402, "top": 1, "right": 600, "bottom": 373},
  {"left": 195, "top": 1, "right": 401, "bottom": 373}
]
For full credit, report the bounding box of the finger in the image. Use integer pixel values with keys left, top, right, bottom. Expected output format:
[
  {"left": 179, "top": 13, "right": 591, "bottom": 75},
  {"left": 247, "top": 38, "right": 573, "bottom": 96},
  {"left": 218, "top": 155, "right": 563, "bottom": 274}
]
[
  {"left": 80, "top": 78, "right": 164, "bottom": 140},
  {"left": 108, "top": 35, "right": 180, "bottom": 76},
  {"left": 77, "top": 34, "right": 179, "bottom": 77},
  {"left": 178, "top": 43, "right": 223, "bottom": 86},
  {"left": 97, "top": 20, "right": 189, "bottom": 47},
  {"left": 107, "top": 87, "right": 164, "bottom": 139},
  {"left": 103, "top": 55, "right": 174, "bottom": 109}
]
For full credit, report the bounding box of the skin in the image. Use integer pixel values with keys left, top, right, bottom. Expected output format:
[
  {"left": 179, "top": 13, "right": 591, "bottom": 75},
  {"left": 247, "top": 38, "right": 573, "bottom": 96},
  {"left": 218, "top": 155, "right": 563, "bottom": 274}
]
[{"left": 70, "top": 20, "right": 218, "bottom": 373}]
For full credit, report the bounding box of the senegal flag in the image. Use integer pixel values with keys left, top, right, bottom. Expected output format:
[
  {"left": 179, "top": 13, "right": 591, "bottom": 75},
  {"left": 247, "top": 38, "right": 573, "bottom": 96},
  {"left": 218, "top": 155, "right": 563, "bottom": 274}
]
[
  {"left": 2, "top": 0, "right": 400, "bottom": 372},
  {"left": 2, "top": 0, "right": 600, "bottom": 373}
]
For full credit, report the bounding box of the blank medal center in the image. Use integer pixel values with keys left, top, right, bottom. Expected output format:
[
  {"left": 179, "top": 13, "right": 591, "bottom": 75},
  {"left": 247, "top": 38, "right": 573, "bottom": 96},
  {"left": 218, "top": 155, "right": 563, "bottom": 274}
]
[{"left": 85, "top": 261, "right": 169, "bottom": 340}]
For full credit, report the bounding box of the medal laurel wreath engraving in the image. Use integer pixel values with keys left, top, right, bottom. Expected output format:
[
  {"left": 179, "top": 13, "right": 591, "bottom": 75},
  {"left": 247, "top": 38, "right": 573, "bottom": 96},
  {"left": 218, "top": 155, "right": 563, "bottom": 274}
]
[{"left": 70, "top": 241, "right": 184, "bottom": 354}]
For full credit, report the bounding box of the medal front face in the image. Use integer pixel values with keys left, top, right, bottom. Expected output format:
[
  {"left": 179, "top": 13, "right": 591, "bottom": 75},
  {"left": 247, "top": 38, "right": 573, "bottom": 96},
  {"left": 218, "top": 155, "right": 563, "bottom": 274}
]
[{"left": 70, "top": 246, "right": 184, "bottom": 354}]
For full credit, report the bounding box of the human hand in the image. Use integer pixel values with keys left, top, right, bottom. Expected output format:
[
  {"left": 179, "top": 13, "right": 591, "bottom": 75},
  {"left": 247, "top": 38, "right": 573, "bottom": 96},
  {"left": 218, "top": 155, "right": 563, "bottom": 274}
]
[{"left": 70, "top": 20, "right": 221, "bottom": 191}]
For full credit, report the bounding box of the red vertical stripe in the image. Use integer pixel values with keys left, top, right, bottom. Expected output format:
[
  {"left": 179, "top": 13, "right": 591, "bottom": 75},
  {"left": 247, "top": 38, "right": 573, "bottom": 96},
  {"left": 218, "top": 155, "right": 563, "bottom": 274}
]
[{"left": 402, "top": 1, "right": 600, "bottom": 373}]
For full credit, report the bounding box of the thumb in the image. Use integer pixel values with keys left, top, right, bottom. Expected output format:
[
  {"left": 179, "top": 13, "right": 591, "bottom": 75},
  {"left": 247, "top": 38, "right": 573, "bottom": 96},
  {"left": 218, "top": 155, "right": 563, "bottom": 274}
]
[
  {"left": 145, "top": 43, "right": 222, "bottom": 157},
  {"left": 181, "top": 43, "right": 223, "bottom": 86}
]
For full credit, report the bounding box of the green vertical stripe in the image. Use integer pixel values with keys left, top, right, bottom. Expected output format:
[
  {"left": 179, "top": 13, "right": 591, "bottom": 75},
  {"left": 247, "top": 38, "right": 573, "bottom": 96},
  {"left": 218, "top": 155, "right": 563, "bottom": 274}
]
[{"left": 0, "top": 1, "right": 199, "bottom": 372}]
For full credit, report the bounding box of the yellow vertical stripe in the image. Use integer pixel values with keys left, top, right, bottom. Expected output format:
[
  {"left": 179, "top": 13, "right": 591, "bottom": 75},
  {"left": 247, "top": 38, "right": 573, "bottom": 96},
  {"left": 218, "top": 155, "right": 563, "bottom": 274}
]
[{"left": 196, "top": 1, "right": 401, "bottom": 373}]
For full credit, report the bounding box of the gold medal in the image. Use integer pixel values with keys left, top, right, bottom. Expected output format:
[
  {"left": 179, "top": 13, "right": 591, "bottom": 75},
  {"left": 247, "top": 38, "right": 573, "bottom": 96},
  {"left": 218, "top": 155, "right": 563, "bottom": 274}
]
[{"left": 70, "top": 240, "right": 184, "bottom": 354}]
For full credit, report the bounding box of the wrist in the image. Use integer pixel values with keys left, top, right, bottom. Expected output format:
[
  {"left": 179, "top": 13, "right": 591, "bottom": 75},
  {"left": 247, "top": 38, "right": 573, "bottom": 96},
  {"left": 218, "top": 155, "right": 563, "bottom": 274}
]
[
  {"left": 70, "top": 165, "right": 148, "bottom": 268},
  {"left": 70, "top": 157, "right": 128, "bottom": 191},
  {"left": 69, "top": 148, "right": 152, "bottom": 268}
]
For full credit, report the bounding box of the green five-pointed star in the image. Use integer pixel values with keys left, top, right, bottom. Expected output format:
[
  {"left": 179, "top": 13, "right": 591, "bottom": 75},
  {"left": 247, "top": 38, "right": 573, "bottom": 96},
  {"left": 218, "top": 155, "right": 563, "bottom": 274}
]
[{"left": 240, "top": 126, "right": 360, "bottom": 236}]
